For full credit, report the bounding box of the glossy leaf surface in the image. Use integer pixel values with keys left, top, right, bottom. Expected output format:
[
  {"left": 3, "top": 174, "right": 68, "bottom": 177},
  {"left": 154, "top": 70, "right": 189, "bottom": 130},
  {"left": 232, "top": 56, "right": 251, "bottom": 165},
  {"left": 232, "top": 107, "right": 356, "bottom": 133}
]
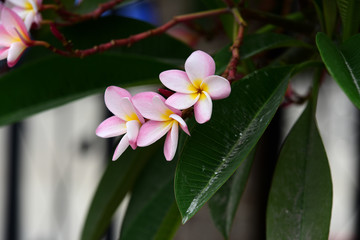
[
  {"left": 266, "top": 103, "right": 332, "bottom": 240},
  {"left": 316, "top": 32, "right": 360, "bottom": 108},
  {"left": 0, "top": 54, "right": 175, "bottom": 126},
  {"left": 119, "top": 147, "right": 181, "bottom": 240},
  {"left": 208, "top": 149, "right": 256, "bottom": 239},
  {"left": 81, "top": 142, "right": 162, "bottom": 240},
  {"left": 175, "top": 66, "right": 292, "bottom": 223}
]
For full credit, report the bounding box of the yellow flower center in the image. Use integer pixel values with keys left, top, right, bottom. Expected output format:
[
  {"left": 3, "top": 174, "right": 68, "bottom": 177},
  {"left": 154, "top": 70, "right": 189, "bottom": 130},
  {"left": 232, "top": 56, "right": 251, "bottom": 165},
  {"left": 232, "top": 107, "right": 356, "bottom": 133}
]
[
  {"left": 124, "top": 113, "right": 140, "bottom": 122},
  {"left": 188, "top": 79, "right": 209, "bottom": 95}
]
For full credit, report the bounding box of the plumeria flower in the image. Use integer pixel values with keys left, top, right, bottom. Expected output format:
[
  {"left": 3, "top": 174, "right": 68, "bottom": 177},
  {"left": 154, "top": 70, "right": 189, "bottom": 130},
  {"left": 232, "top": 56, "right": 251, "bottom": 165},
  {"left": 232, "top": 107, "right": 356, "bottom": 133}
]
[
  {"left": 5, "top": 0, "right": 42, "bottom": 30},
  {"left": 96, "top": 86, "right": 145, "bottom": 161},
  {"left": 132, "top": 92, "right": 190, "bottom": 161},
  {"left": 160, "top": 50, "right": 231, "bottom": 124},
  {"left": 0, "top": 5, "right": 32, "bottom": 67}
]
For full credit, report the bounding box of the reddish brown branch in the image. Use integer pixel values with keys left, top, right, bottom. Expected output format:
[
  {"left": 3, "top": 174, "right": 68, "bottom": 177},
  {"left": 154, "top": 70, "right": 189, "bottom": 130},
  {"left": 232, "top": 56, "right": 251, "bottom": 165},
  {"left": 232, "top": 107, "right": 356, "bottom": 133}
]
[
  {"left": 38, "top": 8, "right": 230, "bottom": 57},
  {"left": 222, "top": 24, "right": 245, "bottom": 83},
  {"left": 42, "top": 0, "right": 126, "bottom": 25}
]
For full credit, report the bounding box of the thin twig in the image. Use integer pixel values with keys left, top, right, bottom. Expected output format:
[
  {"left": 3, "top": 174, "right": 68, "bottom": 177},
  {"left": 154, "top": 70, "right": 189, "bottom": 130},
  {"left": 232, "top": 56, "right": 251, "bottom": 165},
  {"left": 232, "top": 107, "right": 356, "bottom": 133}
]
[
  {"left": 222, "top": 24, "right": 245, "bottom": 83},
  {"left": 35, "top": 8, "right": 230, "bottom": 57}
]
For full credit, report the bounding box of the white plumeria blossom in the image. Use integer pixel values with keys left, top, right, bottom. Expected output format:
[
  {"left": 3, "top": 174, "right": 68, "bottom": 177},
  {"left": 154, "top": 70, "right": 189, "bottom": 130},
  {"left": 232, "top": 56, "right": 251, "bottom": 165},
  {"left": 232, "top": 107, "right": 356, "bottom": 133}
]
[
  {"left": 96, "top": 86, "right": 145, "bottom": 161},
  {"left": 132, "top": 92, "right": 190, "bottom": 161},
  {"left": 5, "top": 0, "right": 42, "bottom": 29},
  {"left": 160, "top": 50, "right": 231, "bottom": 124},
  {"left": 0, "top": 4, "right": 32, "bottom": 67}
]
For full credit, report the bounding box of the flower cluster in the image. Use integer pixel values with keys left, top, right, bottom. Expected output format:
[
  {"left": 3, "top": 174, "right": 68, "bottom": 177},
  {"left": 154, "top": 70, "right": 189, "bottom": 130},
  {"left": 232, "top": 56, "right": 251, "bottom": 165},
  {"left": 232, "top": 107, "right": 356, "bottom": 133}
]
[
  {"left": 96, "top": 50, "right": 231, "bottom": 161},
  {"left": 0, "top": 0, "right": 42, "bottom": 67}
]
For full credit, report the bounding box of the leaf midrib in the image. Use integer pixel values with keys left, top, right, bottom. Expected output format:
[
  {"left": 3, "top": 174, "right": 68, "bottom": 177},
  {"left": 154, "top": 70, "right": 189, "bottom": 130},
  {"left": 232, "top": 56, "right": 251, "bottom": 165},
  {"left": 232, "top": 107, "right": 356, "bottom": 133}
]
[{"left": 183, "top": 70, "right": 290, "bottom": 219}]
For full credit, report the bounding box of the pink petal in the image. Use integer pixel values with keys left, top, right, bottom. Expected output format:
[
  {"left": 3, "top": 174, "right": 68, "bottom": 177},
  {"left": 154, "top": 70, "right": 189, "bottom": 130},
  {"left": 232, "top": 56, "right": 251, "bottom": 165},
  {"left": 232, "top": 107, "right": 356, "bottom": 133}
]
[
  {"left": 202, "top": 75, "right": 231, "bottom": 100},
  {"left": 105, "top": 87, "right": 143, "bottom": 122},
  {"left": 185, "top": 50, "right": 215, "bottom": 83},
  {"left": 137, "top": 120, "right": 172, "bottom": 147},
  {"left": 5, "top": 0, "right": 28, "bottom": 8},
  {"left": 23, "top": 11, "right": 36, "bottom": 30},
  {"left": 164, "top": 122, "right": 178, "bottom": 161},
  {"left": 159, "top": 70, "right": 195, "bottom": 94},
  {"left": 169, "top": 114, "right": 190, "bottom": 135},
  {"left": 112, "top": 134, "right": 130, "bottom": 161},
  {"left": 126, "top": 120, "right": 141, "bottom": 149},
  {"left": 105, "top": 86, "right": 132, "bottom": 102},
  {"left": 132, "top": 92, "right": 174, "bottom": 121},
  {"left": 0, "top": 25, "right": 14, "bottom": 46},
  {"left": 165, "top": 92, "right": 199, "bottom": 110},
  {"left": 96, "top": 116, "right": 126, "bottom": 138},
  {"left": 7, "top": 41, "right": 27, "bottom": 67},
  {"left": 0, "top": 47, "right": 9, "bottom": 60},
  {"left": 1, "top": 6, "right": 29, "bottom": 40},
  {"left": 194, "top": 91, "right": 212, "bottom": 124}
]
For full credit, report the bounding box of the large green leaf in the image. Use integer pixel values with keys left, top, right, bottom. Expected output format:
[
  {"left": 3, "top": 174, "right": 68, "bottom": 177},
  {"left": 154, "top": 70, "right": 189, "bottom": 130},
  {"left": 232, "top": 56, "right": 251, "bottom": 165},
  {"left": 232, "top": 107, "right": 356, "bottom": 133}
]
[
  {"left": 336, "top": 0, "right": 360, "bottom": 41},
  {"left": 119, "top": 147, "right": 181, "bottom": 240},
  {"left": 266, "top": 103, "right": 332, "bottom": 239},
  {"left": 240, "top": 32, "right": 312, "bottom": 59},
  {"left": 0, "top": 53, "right": 175, "bottom": 126},
  {"left": 213, "top": 32, "right": 311, "bottom": 74},
  {"left": 208, "top": 149, "right": 256, "bottom": 239},
  {"left": 80, "top": 142, "right": 162, "bottom": 240},
  {"left": 175, "top": 66, "right": 293, "bottom": 223},
  {"left": 316, "top": 32, "right": 360, "bottom": 108},
  {"left": 323, "top": 0, "right": 338, "bottom": 36},
  {"left": 30, "top": 16, "right": 192, "bottom": 62}
]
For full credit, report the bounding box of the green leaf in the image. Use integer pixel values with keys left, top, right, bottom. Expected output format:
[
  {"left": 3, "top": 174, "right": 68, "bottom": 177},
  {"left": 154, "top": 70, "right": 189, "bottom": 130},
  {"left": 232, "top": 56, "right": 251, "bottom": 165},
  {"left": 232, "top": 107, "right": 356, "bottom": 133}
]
[
  {"left": 240, "top": 32, "right": 312, "bottom": 59},
  {"left": 316, "top": 32, "right": 360, "bottom": 108},
  {"left": 31, "top": 16, "right": 192, "bottom": 62},
  {"left": 80, "top": 142, "right": 162, "bottom": 240},
  {"left": 323, "top": 0, "right": 338, "bottom": 36},
  {"left": 208, "top": 149, "right": 256, "bottom": 239},
  {"left": 337, "top": 0, "right": 360, "bottom": 41},
  {"left": 119, "top": 147, "right": 181, "bottom": 240},
  {"left": 59, "top": 16, "right": 192, "bottom": 60},
  {"left": 0, "top": 53, "right": 175, "bottom": 126},
  {"left": 175, "top": 66, "right": 293, "bottom": 223},
  {"left": 213, "top": 33, "right": 311, "bottom": 74},
  {"left": 266, "top": 103, "right": 332, "bottom": 240}
]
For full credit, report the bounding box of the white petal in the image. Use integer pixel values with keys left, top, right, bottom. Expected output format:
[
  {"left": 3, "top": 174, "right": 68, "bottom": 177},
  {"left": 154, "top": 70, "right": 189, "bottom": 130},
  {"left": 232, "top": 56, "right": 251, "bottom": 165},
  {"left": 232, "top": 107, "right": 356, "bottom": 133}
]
[
  {"left": 96, "top": 116, "right": 126, "bottom": 138},
  {"left": 112, "top": 134, "right": 130, "bottom": 161},
  {"left": 7, "top": 41, "right": 27, "bottom": 67},
  {"left": 165, "top": 92, "right": 199, "bottom": 110},
  {"left": 137, "top": 120, "right": 172, "bottom": 147},
  {"left": 164, "top": 122, "right": 178, "bottom": 161},
  {"left": 169, "top": 114, "right": 190, "bottom": 135},
  {"left": 126, "top": 120, "right": 141, "bottom": 149},
  {"left": 1, "top": 6, "right": 29, "bottom": 39},
  {"left": 159, "top": 70, "right": 195, "bottom": 93},
  {"left": 132, "top": 92, "right": 167, "bottom": 121},
  {"left": 202, "top": 75, "right": 231, "bottom": 100},
  {"left": 194, "top": 91, "right": 213, "bottom": 124},
  {"left": 185, "top": 50, "right": 215, "bottom": 83},
  {"left": 105, "top": 87, "right": 142, "bottom": 122}
]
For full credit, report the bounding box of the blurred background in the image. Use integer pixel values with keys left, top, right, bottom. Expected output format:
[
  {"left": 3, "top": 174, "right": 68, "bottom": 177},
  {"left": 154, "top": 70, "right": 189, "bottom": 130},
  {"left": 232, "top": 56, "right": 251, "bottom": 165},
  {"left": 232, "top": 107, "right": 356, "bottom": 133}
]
[{"left": 0, "top": 0, "right": 359, "bottom": 239}]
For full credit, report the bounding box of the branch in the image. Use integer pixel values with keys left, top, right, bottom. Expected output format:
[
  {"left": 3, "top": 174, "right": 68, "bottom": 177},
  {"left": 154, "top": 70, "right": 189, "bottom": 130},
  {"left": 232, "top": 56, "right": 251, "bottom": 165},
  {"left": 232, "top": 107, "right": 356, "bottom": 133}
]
[
  {"left": 222, "top": 23, "right": 245, "bottom": 83},
  {"left": 36, "top": 8, "right": 231, "bottom": 57}
]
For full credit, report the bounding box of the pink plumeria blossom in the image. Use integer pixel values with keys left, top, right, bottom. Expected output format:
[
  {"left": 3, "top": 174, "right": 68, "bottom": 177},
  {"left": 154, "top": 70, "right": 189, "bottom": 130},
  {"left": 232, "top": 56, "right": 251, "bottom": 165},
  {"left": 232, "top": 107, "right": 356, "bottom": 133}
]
[
  {"left": 0, "top": 4, "right": 32, "bottom": 67},
  {"left": 160, "top": 50, "right": 231, "bottom": 124},
  {"left": 132, "top": 92, "right": 190, "bottom": 161},
  {"left": 5, "top": 0, "right": 42, "bottom": 29},
  {"left": 96, "top": 86, "right": 145, "bottom": 161}
]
